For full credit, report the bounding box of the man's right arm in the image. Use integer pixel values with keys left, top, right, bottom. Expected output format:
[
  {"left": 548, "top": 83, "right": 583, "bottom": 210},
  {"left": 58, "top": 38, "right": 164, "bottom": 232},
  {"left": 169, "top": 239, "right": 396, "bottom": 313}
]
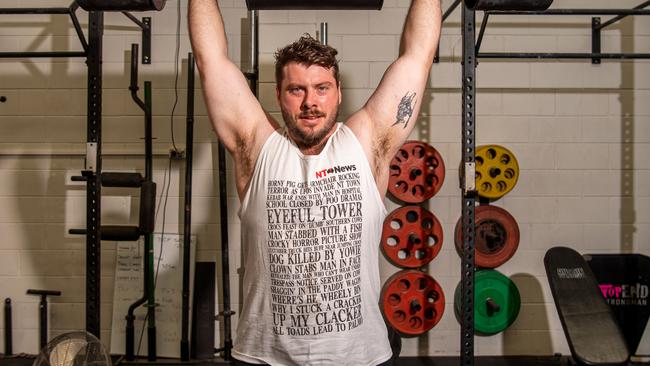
[{"left": 188, "top": 0, "right": 275, "bottom": 193}]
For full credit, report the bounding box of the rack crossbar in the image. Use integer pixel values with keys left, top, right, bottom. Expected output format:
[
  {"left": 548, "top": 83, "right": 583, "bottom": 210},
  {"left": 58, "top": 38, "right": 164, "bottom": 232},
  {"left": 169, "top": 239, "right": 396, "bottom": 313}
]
[
  {"left": 0, "top": 51, "right": 86, "bottom": 58},
  {"left": 478, "top": 52, "right": 650, "bottom": 59},
  {"left": 487, "top": 9, "right": 650, "bottom": 16},
  {"left": 0, "top": 8, "right": 69, "bottom": 15}
]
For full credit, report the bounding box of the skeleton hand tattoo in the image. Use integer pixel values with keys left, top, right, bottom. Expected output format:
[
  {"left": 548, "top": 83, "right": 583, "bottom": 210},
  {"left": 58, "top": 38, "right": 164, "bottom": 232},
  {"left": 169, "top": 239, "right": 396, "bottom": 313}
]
[{"left": 392, "top": 92, "right": 417, "bottom": 129}]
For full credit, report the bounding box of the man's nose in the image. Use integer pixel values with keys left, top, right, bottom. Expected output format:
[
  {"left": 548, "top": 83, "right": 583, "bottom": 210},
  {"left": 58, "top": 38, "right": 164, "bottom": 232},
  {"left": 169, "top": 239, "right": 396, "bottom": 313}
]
[{"left": 301, "top": 90, "right": 316, "bottom": 109}]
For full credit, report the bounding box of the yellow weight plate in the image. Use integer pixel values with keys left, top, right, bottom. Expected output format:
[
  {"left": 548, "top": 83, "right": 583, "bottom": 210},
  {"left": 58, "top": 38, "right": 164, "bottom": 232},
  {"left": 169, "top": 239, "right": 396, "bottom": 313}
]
[{"left": 475, "top": 145, "right": 519, "bottom": 200}]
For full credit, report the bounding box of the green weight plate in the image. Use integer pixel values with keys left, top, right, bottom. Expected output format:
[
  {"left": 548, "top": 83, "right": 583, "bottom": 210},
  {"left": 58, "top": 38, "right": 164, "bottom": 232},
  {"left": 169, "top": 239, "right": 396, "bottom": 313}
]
[{"left": 454, "top": 270, "right": 520, "bottom": 335}]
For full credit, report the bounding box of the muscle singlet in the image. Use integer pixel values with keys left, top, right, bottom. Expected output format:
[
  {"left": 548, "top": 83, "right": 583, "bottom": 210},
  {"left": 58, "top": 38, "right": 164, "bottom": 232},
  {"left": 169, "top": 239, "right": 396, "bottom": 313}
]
[{"left": 234, "top": 123, "right": 392, "bottom": 365}]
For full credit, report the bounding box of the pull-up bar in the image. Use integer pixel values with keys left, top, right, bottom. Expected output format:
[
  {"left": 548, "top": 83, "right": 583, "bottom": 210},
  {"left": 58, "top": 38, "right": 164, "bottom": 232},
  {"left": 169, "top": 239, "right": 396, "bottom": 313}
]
[
  {"left": 465, "top": 0, "right": 552, "bottom": 11},
  {"left": 245, "top": 0, "right": 383, "bottom": 10},
  {"left": 76, "top": 0, "right": 165, "bottom": 11}
]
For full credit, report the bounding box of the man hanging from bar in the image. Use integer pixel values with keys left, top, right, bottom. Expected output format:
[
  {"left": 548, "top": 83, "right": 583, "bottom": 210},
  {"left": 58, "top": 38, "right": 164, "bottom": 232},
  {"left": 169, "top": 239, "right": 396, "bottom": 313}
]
[{"left": 188, "top": 1, "right": 441, "bottom": 365}]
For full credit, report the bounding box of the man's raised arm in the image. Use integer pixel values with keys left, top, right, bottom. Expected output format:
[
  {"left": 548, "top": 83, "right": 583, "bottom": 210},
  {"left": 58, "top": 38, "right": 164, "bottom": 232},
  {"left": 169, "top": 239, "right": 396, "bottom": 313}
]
[
  {"left": 189, "top": 0, "right": 276, "bottom": 196},
  {"left": 347, "top": 0, "right": 442, "bottom": 187},
  {"left": 188, "top": 0, "right": 274, "bottom": 156}
]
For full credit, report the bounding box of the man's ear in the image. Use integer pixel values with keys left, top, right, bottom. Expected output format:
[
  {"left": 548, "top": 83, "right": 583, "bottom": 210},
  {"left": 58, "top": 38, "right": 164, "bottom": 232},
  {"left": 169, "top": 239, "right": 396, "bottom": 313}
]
[
  {"left": 338, "top": 82, "right": 342, "bottom": 104},
  {"left": 276, "top": 85, "right": 281, "bottom": 105}
]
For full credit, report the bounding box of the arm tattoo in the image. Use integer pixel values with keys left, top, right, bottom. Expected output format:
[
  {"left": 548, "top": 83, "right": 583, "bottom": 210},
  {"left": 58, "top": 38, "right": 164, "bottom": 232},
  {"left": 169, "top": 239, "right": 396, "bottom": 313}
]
[{"left": 392, "top": 92, "right": 417, "bottom": 129}]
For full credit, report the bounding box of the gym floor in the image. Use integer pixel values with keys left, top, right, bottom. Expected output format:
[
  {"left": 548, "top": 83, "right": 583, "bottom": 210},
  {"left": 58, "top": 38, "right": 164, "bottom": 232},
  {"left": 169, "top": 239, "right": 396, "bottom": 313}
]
[{"left": 2, "top": 354, "right": 646, "bottom": 366}]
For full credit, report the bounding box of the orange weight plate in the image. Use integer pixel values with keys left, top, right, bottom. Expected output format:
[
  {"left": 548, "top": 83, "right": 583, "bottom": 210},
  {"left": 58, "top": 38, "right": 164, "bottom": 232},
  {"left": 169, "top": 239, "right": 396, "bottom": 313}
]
[
  {"left": 381, "top": 270, "right": 445, "bottom": 336},
  {"left": 381, "top": 206, "right": 443, "bottom": 269},
  {"left": 388, "top": 141, "right": 445, "bottom": 204}
]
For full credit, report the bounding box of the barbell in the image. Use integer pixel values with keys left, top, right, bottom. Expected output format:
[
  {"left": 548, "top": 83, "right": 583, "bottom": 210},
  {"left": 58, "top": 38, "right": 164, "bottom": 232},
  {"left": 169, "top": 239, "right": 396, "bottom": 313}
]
[
  {"left": 464, "top": 0, "right": 553, "bottom": 11},
  {"left": 246, "top": 0, "right": 384, "bottom": 10},
  {"left": 76, "top": 0, "right": 166, "bottom": 11}
]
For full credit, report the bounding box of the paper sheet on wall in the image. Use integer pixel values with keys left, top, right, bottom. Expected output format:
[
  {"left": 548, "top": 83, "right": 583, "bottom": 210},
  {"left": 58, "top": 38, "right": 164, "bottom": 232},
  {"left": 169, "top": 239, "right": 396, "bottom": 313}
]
[{"left": 110, "top": 234, "right": 196, "bottom": 358}]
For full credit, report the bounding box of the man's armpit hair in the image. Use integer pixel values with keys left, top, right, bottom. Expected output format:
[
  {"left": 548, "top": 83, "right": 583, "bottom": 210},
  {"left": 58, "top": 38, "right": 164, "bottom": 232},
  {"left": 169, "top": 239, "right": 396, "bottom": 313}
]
[
  {"left": 392, "top": 91, "right": 417, "bottom": 129},
  {"left": 235, "top": 133, "right": 253, "bottom": 176},
  {"left": 372, "top": 131, "right": 392, "bottom": 177}
]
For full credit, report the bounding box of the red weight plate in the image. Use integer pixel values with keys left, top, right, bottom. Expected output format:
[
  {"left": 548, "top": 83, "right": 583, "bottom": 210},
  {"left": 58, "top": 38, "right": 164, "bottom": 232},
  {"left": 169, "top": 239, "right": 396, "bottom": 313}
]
[
  {"left": 381, "top": 206, "right": 443, "bottom": 269},
  {"left": 388, "top": 141, "right": 445, "bottom": 204},
  {"left": 381, "top": 270, "right": 445, "bottom": 337},
  {"left": 454, "top": 205, "right": 520, "bottom": 268}
]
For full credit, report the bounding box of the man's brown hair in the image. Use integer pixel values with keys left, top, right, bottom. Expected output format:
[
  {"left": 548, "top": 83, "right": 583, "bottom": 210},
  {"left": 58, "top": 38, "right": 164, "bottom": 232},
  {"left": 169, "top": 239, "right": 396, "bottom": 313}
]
[{"left": 274, "top": 34, "right": 340, "bottom": 87}]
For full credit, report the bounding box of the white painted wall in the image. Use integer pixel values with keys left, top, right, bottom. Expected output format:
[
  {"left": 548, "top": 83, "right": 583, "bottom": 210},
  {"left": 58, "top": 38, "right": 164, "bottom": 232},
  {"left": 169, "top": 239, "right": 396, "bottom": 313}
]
[{"left": 0, "top": 0, "right": 648, "bottom": 358}]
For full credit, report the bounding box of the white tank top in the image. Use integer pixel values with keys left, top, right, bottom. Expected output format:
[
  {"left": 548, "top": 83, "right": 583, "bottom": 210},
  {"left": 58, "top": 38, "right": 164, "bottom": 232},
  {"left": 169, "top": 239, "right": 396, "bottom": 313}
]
[{"left": 234, "top": 123, "right": 392, "bottom": 365}]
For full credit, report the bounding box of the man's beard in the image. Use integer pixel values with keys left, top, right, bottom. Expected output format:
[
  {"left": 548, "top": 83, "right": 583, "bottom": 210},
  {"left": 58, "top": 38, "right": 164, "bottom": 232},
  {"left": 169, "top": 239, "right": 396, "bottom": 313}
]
[{"left": 281, "top": 106, "right": 339, "bottom": 150}]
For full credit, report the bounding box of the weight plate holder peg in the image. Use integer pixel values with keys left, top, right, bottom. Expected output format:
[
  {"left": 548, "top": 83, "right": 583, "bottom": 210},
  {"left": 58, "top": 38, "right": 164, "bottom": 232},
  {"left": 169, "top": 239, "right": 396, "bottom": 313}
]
[
  {"left": 454, "top": 205, "right": 519, "bottom": 269},
  {"left": 381, "top": 270, "right": 445, "bottom": 336},
  {"left": 381, "top": 206, "right": 443, "bottom": 269},
  {"left": 388, "top": 141, "right": 445, "bottom": 204},
  {"left": 454, "top": 269, "right": 521, "bottom": 335},
  {"left": 474, "top": 144, "right": 519, "bottom": 200}
]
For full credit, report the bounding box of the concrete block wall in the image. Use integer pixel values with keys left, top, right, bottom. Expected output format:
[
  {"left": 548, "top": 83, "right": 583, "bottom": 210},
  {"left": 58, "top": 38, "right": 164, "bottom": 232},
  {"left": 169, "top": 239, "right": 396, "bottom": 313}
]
[{"left": 0, "top": 0, "right": 648, "bottom": 358}]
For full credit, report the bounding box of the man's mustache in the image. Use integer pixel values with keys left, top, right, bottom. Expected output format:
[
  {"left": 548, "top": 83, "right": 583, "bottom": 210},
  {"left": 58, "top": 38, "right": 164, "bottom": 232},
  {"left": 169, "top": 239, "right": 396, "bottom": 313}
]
[{"left": 299, "top": 110, "right": 325, "bottom": 118}]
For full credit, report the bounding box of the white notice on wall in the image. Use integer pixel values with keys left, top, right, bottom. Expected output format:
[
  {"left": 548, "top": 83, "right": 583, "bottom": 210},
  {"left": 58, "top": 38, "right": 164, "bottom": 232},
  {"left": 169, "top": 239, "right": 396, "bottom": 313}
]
[{"left": 110, "top": 234, "right": 196, "bottom": 358}]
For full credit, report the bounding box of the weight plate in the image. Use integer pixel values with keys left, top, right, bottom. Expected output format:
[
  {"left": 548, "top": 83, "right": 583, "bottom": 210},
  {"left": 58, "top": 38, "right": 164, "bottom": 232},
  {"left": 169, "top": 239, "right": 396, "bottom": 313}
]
[
  {"left": 475, "top": 145, "right": 519, "bottom": 200},
  {"left": 381, "top": 270, "right": 445, "bottom": 336},
  {"left": 454, "top": 205, "right": 519, "bottom": 268},
  {"left": 454, "top": 269, "right": 521, "bottom": 335},
  {"left": 382, "top": 206, "right": 443, "bottom": 269},
  {"left": 388, "top": 141, "right": 445, "bottom": 203}
]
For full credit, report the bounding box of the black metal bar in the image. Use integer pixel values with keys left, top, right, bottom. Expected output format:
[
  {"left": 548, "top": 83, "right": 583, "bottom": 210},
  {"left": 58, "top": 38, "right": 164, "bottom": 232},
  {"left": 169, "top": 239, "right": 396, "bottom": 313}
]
[
  {"left": 217, "top": 143, "right": 233, "bottom": 361},
  {"left": 246, "top": 0, "right": 383, "bottom": 10},
  {"left": 0, "top": 52, "right": 86, "bottom": 58},
  {"left": 70, "top": 6, "right": 89, "bottom": 52},
  {"left": 487, "top": 9, "right": 650, "bottom": 15},
  {"left": 85, "top": 10, "right": 103, "bottom": 339},
  {"left": 475, "top": 12, "right": 489, "bottom": 54},
  {"left": 142, "top": 17, "right": 151, "bottom": 64},
  {"left": 247, "top": 10, "right": 259, "bottom": 95},
  {"left": 121, "top": 13, "right": 152, "bottom": 63},
  {"left": 442, "top": 0, "right": 462, "bottom": 22},
  {"left": 4, "top": 298, "right": 12, "bottom": 356},
  {"left": 124, "top": 44, "right": 149, "bottom": 362},
  {"left": 181, "top": 53, "right": 196, "bottom": 362},
  {"left": 592, "top": 17, "right": 601, "bottom": 64},
  {"left": 122, "top": 11, "right": 146, "bottom": 27},
  {"left": 129, "top": 44, "right": 146, "bottom": 111},
  {"left": 143, "top": 81, "right": 157, "bottom": 362},
  {"left": 0, "top": 8, "right": 69, "bottom": 14},
  {"left": 598, "top": 0, "right": 650, "bottom": 29},
  {"left": 121, "top": 12, "right": 151, "bottom": 64},
  {"left": 477, "top": 52, "right": 650, "bottom": 59},
  {"left": 39, "top": 297, "right": 47, "bottom": 349},
  {"left": 26, "top": 290, "right": 62, "bottom": 350},
  {"left": 461, "top": 4, "right": 476, "bottom": 366}
]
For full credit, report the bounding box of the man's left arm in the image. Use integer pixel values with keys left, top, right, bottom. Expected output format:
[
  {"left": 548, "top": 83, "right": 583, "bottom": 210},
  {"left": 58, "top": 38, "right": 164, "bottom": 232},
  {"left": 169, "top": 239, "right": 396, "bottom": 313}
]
[{"left": 347, "top": 0, "right": 442, "bottom": 191}]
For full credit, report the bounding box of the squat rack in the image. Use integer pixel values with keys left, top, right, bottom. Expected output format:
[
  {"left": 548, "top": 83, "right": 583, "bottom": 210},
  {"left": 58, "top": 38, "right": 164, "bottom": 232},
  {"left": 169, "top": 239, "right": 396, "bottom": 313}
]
[
  {"left": 0, "top": 1, "right": 154, "bottom": 342},
  {"left": 448, "top": 1, "right": 650, "bottom": 365}
]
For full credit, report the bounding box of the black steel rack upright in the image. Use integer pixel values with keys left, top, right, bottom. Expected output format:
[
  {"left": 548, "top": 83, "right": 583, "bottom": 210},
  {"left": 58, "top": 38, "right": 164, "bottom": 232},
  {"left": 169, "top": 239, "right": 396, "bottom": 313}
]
[
  {"left": 0, "top": 3, "right": 103, "bottom": 338},
  {"left": 85, "top": 10, "right": 104, "bottom": 339},
  {"left": 0, "top": 3, "right": 153, "bottom": 340},
  {"left": 446, "top": 1, "right": 650, "bottom": 365}
]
